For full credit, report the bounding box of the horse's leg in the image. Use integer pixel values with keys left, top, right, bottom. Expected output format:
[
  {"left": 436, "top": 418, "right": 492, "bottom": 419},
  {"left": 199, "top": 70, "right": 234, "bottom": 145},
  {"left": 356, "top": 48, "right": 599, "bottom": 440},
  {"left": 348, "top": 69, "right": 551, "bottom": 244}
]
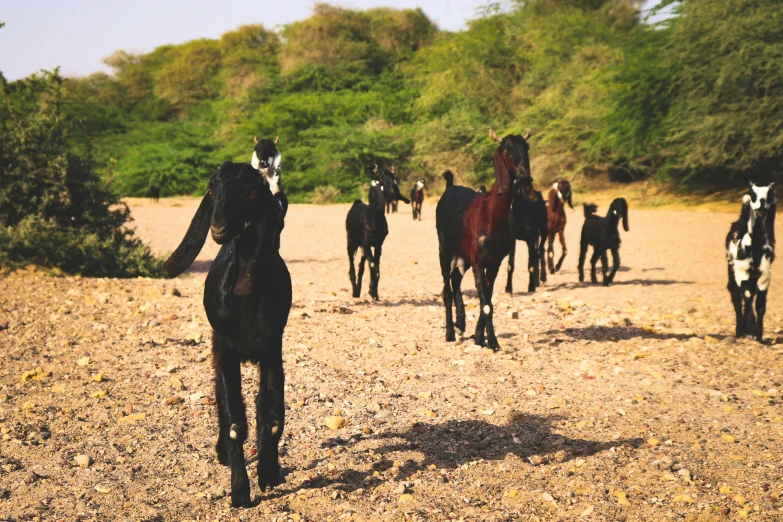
[{"left": 554, "top": 229, "right": 567, "bottom": 272}]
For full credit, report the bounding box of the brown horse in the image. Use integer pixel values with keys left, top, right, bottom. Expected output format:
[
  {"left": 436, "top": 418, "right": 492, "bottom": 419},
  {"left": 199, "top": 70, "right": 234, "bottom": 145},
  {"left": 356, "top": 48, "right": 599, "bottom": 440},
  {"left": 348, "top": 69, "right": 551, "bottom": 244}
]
[{"left": 546, "top": 179, "right": 573, "bottom": 274}]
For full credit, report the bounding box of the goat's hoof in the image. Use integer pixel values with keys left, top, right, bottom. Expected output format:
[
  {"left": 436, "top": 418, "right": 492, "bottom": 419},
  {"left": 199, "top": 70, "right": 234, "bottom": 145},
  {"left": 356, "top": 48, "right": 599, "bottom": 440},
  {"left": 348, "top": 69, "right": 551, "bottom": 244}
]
[
  {"left": 258, "top": 466, "right": 284, "bottom": 492},
  {"left": 230, "top": 487, "right": 253, "bottom": 508},
  {"left": 446, "top": 331, "right": 456, "bottom": 342},
  {"left": 215, "top": 442, "right": 229, "bottom": 466},
  {"left": 602, "top": 281, "right": 611, "bottom": 287},
  {"left": 487, "top": 341, "right": 500, "bottom": 351}
]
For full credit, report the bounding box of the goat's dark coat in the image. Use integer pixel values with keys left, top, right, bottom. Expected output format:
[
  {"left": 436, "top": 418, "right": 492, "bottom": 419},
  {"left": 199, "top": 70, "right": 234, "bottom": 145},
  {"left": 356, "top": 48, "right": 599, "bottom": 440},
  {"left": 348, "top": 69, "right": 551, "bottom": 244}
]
[
  {"left": 436, "top": 132, "right": 532, "bottom": 349},
  {"left": 726, "top": 183, "right": 776, "bottom": 341},
  {"left": 506, "top": 180, "right": 548, "bottom": 294},
  {"left": 164, "top": 162, "right": 291, "bottom": 508},
  {"left": 578, "top": 198, "right": 629, "bottom": 286},
  {"left": 346, "top": 169, "right": 410, "bottom": 300}
]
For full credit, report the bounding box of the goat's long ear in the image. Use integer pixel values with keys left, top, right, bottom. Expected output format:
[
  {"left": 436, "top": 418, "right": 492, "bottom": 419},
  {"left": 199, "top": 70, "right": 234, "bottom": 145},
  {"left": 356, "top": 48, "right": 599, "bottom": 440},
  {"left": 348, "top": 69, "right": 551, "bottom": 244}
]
[
  {"left": 622, "top": 200, "right": 630, "bottom": 232},
  {"left": 163, "top": 194, "right": 213, "bottom": 278},
  {"left": 492, "top": 148, "right": 515, "bottom": 195},
  {"left": 567, "top": 189, "right": 573, "bottom": 210}
]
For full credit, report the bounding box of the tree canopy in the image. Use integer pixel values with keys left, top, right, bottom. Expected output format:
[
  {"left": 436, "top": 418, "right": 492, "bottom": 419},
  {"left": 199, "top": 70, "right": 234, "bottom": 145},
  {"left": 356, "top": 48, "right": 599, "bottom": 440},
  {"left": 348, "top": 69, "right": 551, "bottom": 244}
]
[{"left": 4, "top": 0, "right": 782, "bottom": 203}]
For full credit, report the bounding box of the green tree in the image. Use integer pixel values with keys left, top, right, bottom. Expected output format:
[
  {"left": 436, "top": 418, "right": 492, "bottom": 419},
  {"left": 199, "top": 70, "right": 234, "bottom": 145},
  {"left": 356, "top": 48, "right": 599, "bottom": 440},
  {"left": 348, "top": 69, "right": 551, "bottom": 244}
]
[{"left": 0, "top": 70, "right": 162, "bottom": 276}]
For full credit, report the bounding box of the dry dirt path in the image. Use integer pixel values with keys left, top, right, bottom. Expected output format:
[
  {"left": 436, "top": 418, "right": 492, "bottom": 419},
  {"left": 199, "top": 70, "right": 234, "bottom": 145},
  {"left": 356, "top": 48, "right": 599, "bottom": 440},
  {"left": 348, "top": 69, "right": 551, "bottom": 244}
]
[{"left": 1, "top": 198, "right": 782, "bottom": 521}]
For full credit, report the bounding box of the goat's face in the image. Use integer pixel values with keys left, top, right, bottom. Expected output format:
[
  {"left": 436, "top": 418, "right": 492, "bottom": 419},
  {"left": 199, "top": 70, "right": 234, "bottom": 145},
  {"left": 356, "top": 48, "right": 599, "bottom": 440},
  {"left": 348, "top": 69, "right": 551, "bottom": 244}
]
[
  {"left": 415, "top": 179, "right": 426, "bottom": 190},
  {"left": 252, "top": 137, "right": 281, "bottom": 177},
  {"left": 499, "top": 133, "right": 532, "bottom": 180},
  {"left": 208, "top": 162, "right": 269, "bottom": 244},
  {"left": 554, "top": 180, "right": 574, "bottom": 209},
  {"left": 748, "top": 182, "right": 775, "bottom": 219}
]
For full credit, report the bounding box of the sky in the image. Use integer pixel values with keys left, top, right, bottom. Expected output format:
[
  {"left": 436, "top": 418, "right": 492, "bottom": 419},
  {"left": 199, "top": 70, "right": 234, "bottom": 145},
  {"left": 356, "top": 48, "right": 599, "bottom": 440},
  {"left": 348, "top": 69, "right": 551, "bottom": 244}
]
[{"left": 0, "top": 0, "right": 666, "bottom": 81}]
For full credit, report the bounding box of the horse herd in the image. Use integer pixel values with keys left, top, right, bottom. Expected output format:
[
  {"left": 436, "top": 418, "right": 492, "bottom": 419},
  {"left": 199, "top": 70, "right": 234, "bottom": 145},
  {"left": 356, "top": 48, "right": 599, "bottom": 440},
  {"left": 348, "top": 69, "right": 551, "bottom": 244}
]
[{"left": 161, "top": 130, "right": 774, "bottom": 507}]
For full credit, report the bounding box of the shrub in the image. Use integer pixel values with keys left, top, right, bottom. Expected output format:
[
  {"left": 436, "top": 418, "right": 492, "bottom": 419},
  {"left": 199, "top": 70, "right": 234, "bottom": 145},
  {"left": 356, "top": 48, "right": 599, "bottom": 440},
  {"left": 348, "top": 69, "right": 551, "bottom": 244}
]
[{"left": 0, "top": 70, "right": 163, "bottom": 277}]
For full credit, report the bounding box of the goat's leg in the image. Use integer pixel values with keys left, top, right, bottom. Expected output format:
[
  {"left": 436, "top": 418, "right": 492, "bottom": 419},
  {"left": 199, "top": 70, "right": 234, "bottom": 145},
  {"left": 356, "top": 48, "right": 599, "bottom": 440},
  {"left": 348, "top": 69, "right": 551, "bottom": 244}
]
[
  {"left": 505, "top": 239, "right": 516, "bottom": 294},
  {"left": 554, "top": 230, "right": 567, "bottom": 272},
  {"left": 728, "top": 267, "right": 744, "bottom": 337},
  {"left": 348, "top": 244, "right": 359, "bottom": 298},
  {"left": 547, "top": 231, "right": 556, "bottom": 274},
  {"left": 743, "top": 283, "right": 759, "bottom": 340},
  {"left": 605, "top": 247, "right": 620, "bottom": 285},
  {"left": 214, "top": 348, "right": 251, "bottom": 508},
  {"left": 369, "top": 245, "right": 382, "bottom": 301},
  {"left": 756, "top": 290, "right": 768, "bottom": 342},
  {"left": 578, "top": 242, "right": 587, "bottom": 282},
  {"left": 538, "top": 234, "right": 547, "bottom": 285},
  {"left": 600, "top": 250, "right": 609, "bottom": 282},
  {"left": 418, "top": 202, "right": 423, "bottom": 221},
  {"left": 589, "top": 249, "right": 601, "bottom": 284},
  {"left": 440, "top": 251, "right": 456, "bottom": 342},
  {"left": 472, "top": 265, "right": 487, "bottom": 347},
  {"left": 357, "top": 251, "right": 367, "bottom": 297},
  {"left": 257, "top": 358, "right": 285, "bottom": 492},
  {"left": 483, "top": 262, "right": 502, "bottom": 350},
  {"left": 527, "top": 239, "right": 539, "bottom": 293},
  {"left": 451, "top": 269, "right": 466, "bottom": 335}
]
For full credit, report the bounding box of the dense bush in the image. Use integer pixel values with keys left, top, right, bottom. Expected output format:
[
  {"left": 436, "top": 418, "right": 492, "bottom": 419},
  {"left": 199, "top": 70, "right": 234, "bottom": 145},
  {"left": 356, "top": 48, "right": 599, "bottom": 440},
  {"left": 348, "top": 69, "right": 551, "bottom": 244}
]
[
  {"left": 0, "top": 70, "right": 163, "bottom": 277},
  {"left": 6, "top": 1, "right": 782, "bottom": 201}
]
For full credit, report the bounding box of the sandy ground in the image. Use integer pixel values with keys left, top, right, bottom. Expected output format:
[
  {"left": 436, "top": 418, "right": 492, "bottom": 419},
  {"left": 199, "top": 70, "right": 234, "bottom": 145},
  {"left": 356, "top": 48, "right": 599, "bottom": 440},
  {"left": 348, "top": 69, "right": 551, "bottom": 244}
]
[{"left": 1, "top": 198, "right": 782, "bottom": 521}]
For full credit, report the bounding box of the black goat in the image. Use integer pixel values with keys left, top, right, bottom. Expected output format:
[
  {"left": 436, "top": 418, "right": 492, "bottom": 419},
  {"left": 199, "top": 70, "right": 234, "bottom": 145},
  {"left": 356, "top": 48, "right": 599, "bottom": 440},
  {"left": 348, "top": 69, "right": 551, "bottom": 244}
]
[
  {"left": 506, "top": 178, "right": 548, "bottom": 293},
  {"left": 346, "top": 166, "right": 410, "bottom": 300},
  {"left": 578, "top": 198, "right": 629, "bottom": 286},
  {"left": 148, "top": 185, "right": 160, "bottom": 203},
  {"left": 726, "top": 182, "right": 776, "bottom": 341},
  {"left": 410, "top": 179, "right": 426, "bottom": 221},
  {"left": 477, "top": 185, "right": 487, "bottom": 194},
  {"left": 164, "top": 162, "right": 291, "bottom": 508},
  {"left": 252, "top": 136, "right": 288, "bottom": 218}
]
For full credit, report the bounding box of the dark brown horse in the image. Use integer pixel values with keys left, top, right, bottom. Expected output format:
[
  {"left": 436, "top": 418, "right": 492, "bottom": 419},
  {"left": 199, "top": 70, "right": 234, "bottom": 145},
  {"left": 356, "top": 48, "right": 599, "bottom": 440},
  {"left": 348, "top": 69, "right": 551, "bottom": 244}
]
[{"left": 546, "top": 179, "right": 573, "bottom": 274}]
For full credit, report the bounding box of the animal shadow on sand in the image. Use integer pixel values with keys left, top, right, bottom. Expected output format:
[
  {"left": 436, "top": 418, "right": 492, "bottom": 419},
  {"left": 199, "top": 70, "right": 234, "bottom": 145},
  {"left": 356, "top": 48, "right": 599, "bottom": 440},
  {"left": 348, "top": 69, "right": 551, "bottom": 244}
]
[
  {"left": 261, "top": 412, "right": 641, "bottom": 500},
  {"left": 544, "top": 325, "right": 712, "bottom": 343},
  {"left": 545, "top": 278, "right": 693, "bottom": 291}
]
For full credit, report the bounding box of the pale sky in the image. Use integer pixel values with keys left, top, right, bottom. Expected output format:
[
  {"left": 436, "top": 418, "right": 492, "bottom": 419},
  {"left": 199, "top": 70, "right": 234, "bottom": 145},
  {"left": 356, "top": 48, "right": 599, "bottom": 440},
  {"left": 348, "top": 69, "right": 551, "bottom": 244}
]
[{"left": 0, "top": 0, "right": 666, "bottom": 81}]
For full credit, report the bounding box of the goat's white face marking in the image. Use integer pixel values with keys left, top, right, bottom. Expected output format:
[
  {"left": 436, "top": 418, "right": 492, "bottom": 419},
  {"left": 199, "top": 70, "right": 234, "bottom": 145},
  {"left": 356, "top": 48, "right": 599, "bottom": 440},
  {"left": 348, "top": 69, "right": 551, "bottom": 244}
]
[
  {"left": 749, "top": 184, "right": 772, "bottom": 212},
  {"left": 482, "top": 304, "right": 491, "bottom": 315},
  {"left": 557, "top": 191, "right": 563, "bottom": 201},
  {"left": 415, "top": 180, "right": 424, "bottom": 190},
  {"left": 251, "top": 151, "right": 260, "bottom": 170},
  {"left": 552, "top": 182, "right": 558, "bottom": 190},
  {"left": 758, "top": 255, "right": 772, "bottom": 291},
  {"left": 371, "top": 180, "right": 379, "bottom": 187}
]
